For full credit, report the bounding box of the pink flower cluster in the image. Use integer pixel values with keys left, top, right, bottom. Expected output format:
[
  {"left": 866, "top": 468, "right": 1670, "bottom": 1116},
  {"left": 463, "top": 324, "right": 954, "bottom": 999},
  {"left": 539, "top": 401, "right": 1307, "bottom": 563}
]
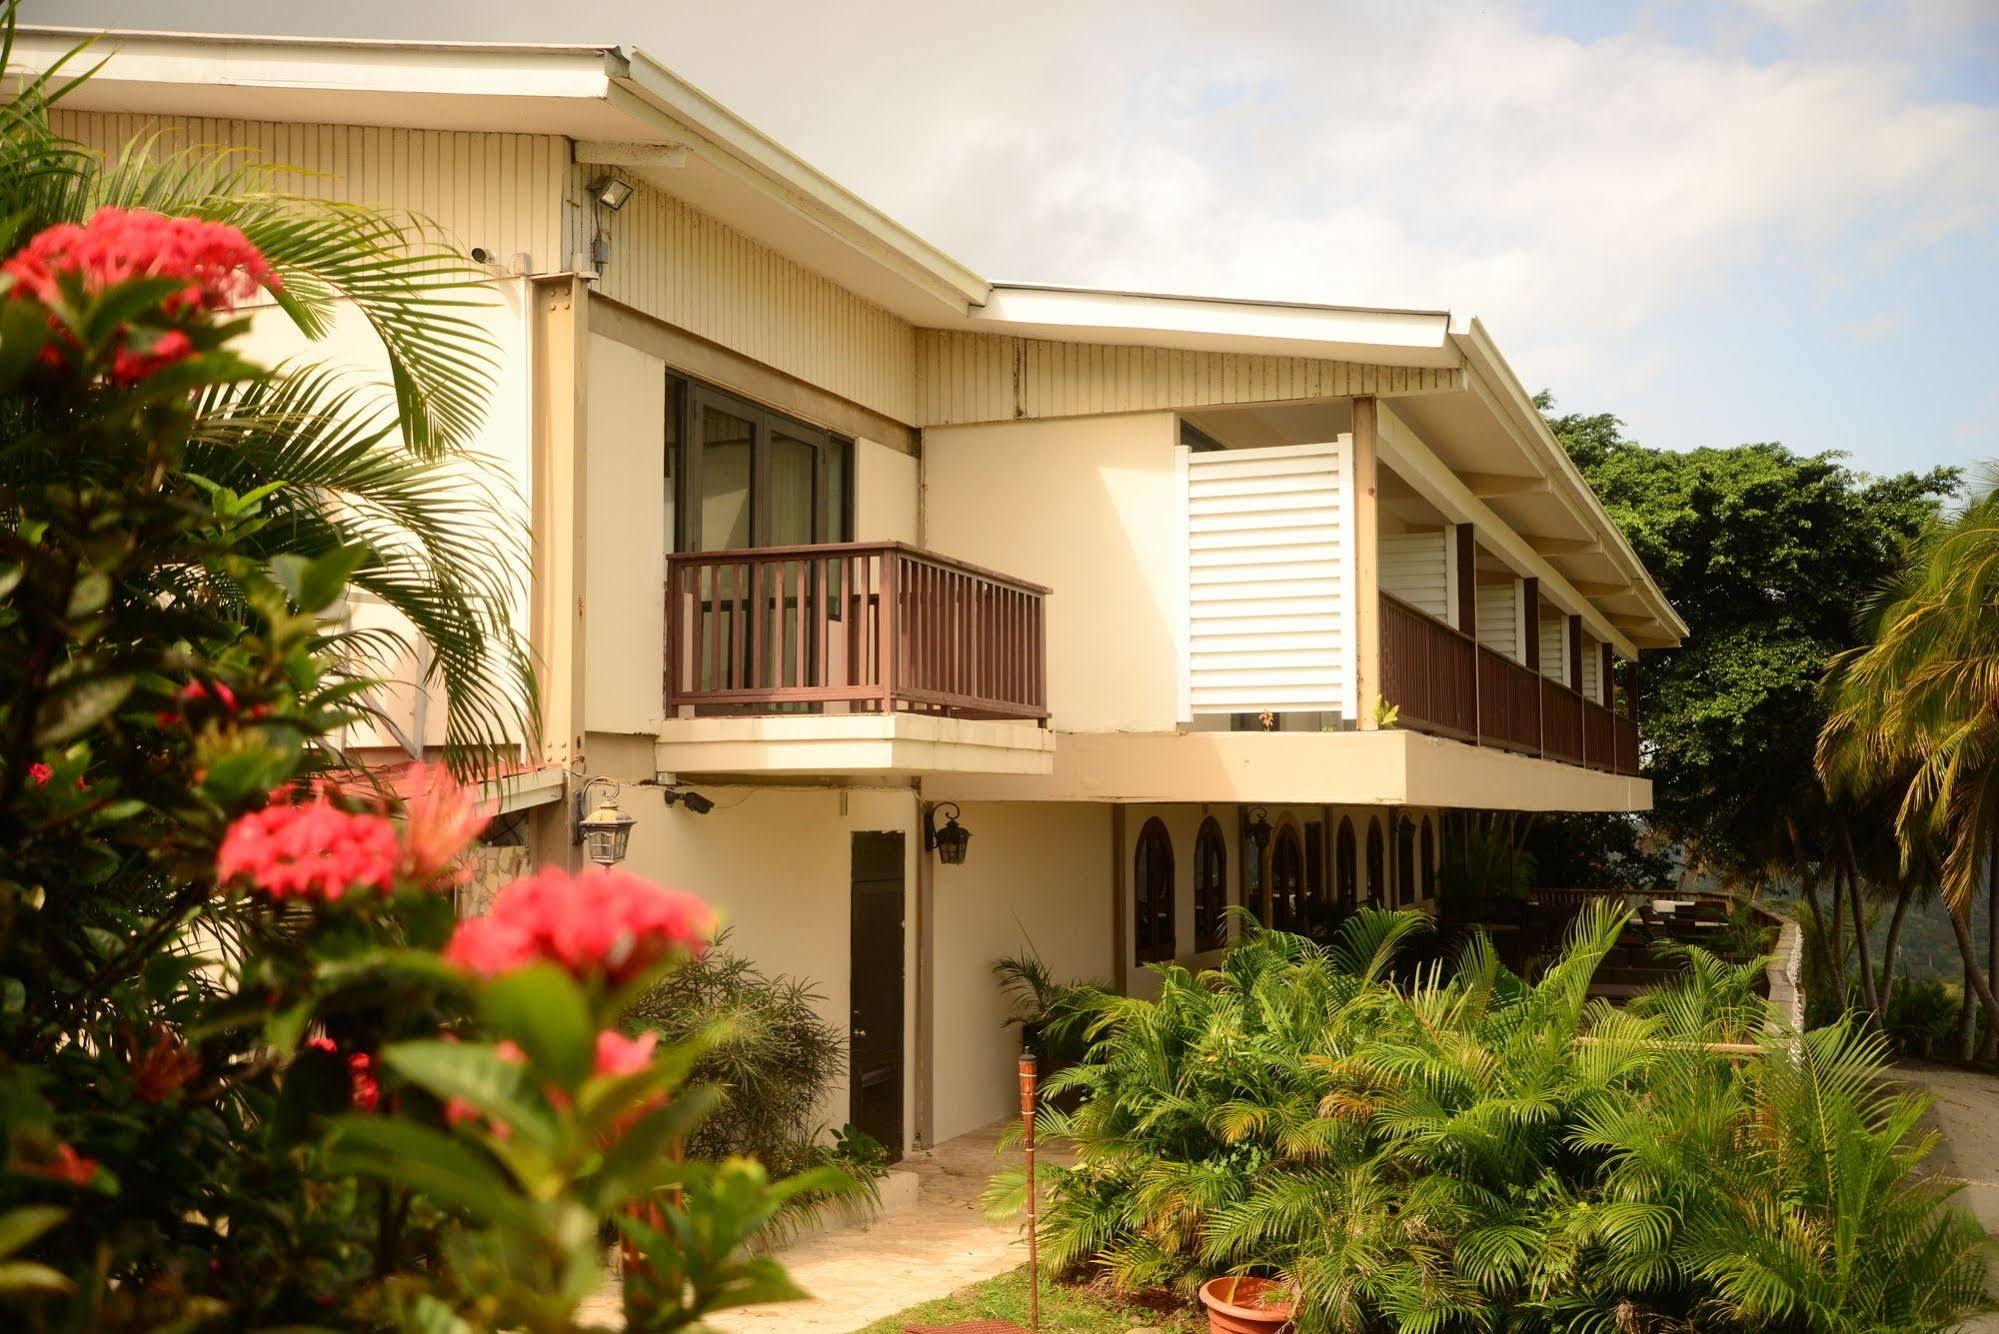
[
  {"left": 444, "top": 868, "right": 714, "bottom": 987},
  {"left": 444, "top": 1030, "right": 662, "bottom": 1136},
  {"left": 2, "top": 208, "right": 275, "bottom": 383},
  {"left": 305, "top": 1036, "right": 380, "bottom": 1112},
  {"left": 216, "top": 799, "right": 399, "bottom": 902}
]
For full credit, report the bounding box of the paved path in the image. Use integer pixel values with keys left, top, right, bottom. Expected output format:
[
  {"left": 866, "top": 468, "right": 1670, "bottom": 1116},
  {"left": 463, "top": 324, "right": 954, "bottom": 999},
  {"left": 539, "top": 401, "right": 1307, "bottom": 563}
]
[
  {"left": 581, "top": 1121, "right": 1045, "bottom": 1333},
  {"left": 1896, "top": 1060, "right": 1999, "bottom": 1331}
]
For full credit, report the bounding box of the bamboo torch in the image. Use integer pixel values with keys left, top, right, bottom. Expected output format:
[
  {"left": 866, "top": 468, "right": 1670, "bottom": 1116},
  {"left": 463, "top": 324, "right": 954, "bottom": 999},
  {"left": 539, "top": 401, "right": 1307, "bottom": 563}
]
[{"left": 1018, "top": 1044, "right": 1040, "bottom": 1332}]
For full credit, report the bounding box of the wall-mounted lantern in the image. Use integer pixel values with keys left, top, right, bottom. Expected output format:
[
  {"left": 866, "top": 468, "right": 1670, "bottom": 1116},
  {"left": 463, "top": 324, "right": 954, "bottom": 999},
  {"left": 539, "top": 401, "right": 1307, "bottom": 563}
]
[
  {"left": 573, "top": 777, "right": 636, "bottom": 867},
  {"left": 1245, "top": 806, "right": 1273, "bottom": 856},
  {"left": 924, "top": 801, "right": 972, "bottom": 866}
]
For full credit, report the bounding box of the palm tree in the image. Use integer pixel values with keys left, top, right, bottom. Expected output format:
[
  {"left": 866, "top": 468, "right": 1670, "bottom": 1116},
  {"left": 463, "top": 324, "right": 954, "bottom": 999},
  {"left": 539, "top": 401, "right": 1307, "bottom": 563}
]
[
  {"left": 0, "top": 14, "right": 534, "bottom": 771},
  {"left": 1820, "top": 473, "right": 1999, "bottom": 1055}
]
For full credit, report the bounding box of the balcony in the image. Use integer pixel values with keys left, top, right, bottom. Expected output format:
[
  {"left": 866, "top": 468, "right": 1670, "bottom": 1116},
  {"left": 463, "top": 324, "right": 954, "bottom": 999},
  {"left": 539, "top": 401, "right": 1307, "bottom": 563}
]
[
  {"left": 1381, "top": 593, "right": 1643, "bottom": 776},
  {"left": 657, "top": 542, "right": 1054, "bottom": 776}
]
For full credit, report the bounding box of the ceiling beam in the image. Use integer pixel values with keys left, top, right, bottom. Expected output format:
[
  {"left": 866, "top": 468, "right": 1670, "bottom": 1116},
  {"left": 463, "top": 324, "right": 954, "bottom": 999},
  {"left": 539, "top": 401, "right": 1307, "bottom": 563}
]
[
  {"left": 1461, "top": 471, "right": 1550, "bottom": 498},
  {"left": 1526, "top": 535, "right": 1600, "bottom": 557},
  {"left": 576, "top": 140, "right": 691, "bottom": 168}
]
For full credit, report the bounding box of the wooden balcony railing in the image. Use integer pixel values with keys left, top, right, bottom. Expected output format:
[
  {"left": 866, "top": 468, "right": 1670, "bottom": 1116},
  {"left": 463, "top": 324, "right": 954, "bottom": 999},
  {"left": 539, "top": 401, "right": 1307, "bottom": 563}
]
[
  {"left": 1382, "top": 594, "right": 1642, "bottom": 775},
  {"left": 1541, "top": 676, "right": 1584, "bottom": 765},
  {"left": 664, "top": 542, "right": 1049, "bottom": 721},
  {"left": 1382, "top": 595, "right": 1477, "bottom": 740}
]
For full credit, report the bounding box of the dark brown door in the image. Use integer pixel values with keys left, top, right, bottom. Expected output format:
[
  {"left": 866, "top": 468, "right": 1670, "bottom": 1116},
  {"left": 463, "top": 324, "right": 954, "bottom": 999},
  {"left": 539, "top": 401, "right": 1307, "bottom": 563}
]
[{"left": 849, "top": 832, "right": 905, "bottom": 1161}]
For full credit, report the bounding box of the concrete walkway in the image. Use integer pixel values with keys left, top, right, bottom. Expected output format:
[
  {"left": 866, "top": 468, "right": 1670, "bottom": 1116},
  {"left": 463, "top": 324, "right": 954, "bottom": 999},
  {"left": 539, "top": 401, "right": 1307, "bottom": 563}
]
[
  {"left": 709, "top": 1120, "right": 1041, "bottom": 1333},
  {"left": 1896, "top": 1060, "right": 1999, "bottom": 1331}
]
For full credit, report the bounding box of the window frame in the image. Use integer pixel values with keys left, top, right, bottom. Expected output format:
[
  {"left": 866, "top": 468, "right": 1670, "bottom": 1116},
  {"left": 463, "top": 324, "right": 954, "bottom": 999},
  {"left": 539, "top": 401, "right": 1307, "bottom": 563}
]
[
  {"left": 1193, "top": 817, "right": 1228, "bottom": 952},
  {"left": 1133, "top": 817, "right": 1177, "bottom": 964},
  {"left": 668, "top": 375, "right": 854, "bottom": 553}
]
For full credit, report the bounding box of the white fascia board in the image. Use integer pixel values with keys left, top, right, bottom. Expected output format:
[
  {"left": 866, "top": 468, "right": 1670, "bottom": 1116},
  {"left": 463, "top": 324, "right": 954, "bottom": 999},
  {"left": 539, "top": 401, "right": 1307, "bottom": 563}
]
[
  {"left": 14, "top": 27, "right": 623, "bottom": 114},
  {"left": 1448, "top": 317, "right": 1688, "bottom": 644},
  {"left": 612, "top": 48, "right": 990, "bottom": 315},
  {"left": 972, "top": 284, "right": 1459, "bottom": 367}
]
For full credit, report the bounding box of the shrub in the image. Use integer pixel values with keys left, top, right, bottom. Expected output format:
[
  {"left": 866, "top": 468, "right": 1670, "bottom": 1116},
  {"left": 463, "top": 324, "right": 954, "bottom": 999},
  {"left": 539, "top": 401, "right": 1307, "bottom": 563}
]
[{"left": 993, "top": 907, "right": 1992, "bottom": 1332}]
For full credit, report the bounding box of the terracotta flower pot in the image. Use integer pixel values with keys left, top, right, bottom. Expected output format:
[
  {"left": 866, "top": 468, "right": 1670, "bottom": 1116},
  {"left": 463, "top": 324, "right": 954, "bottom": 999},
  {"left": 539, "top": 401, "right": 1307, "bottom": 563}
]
[{"left": 1197, "top": 1275, "right": 1296, "bottom": 1334}]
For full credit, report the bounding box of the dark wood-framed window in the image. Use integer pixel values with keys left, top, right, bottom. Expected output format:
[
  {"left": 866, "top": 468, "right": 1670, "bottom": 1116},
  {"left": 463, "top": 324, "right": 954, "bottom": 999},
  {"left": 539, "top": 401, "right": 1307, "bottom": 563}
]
[
  {"left": 1395, "top": 817, "right": 1417, "bottom": 908},
  {"left": 1335, "top": 817, "right": 1358, "bottom": 910},
  {"left": 1303, "top": 820, "right": 1328, "bottom": 939},
  {"left": 1240, "top": 809, "right": 1267, "bottom": 926},
  {"left": 1270, "top": 824, "right": 1303, "bottom": 934},
  {"left": 1193, "top": 817, "right": 1228, "bottom": 952},
  {"left": 1134, "top": 817, "right": 1176, "bottom": 964},
  {"left": 667, "top": 375, "right": 853, "bottom": 553},
  {"left": 1365, "top": 820, "right": 1385, "bottom": 906}
]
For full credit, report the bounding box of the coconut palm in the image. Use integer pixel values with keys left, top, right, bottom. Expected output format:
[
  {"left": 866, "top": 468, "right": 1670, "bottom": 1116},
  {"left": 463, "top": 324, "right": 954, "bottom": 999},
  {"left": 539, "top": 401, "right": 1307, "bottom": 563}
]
[
  {"left": 0, "top": 12, "right": 533, "bottom": 770},
  {"left": 1819, "top": 473, "right": 1999, "bottom": 1051}
]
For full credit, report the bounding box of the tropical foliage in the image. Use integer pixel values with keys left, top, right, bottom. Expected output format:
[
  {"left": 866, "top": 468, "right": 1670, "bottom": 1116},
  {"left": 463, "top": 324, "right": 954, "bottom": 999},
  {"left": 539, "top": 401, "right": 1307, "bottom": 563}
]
[
  {"left": 0, "top": 25, "right": 824, "bottom": 1327},
  {"left": 995, "top": 910, "right": 1991, "bottom": 1333}
]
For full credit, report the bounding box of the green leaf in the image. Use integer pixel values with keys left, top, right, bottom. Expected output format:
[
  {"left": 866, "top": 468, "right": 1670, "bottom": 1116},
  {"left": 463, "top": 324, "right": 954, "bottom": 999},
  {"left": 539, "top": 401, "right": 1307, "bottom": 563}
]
[
  {"left": 63, "top": 570, "right": 110, "bottom": 619},
  {"left": 0, "top": 1206, "right": 67, "bottom": 1258},
  {"left": 479, "top": 963, "right": 595, "bottom": 1090},
  {"left": 324, "top": 1117, "right": 541, "bottom": 1232},
  {"left": 377, "top": 1040, "right": 557, "bottom": 1148},
  {"left": 32, "top": 673, "right": 133, "bottom": 745},
  {"left": 272, "top": 544, "right": 371, "bottom": 614},
  {"left": 0, "top": 1260, "right": 74, "bottom": 1296}
]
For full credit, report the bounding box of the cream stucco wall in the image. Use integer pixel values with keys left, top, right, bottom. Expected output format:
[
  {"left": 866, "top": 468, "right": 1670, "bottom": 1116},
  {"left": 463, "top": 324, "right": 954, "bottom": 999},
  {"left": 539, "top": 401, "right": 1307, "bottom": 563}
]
[
  {"left": 922, "top": 412, "right": 1184, "bottom": 734},
  {"left": 584, "top": 332, "right": 669, "bottom": 735},
  {"left": 590, "top": 735, "right": 923, "bottom": 1153},
  {"left": 856, "top": 439, "right": 919, "bottom": 544},
  {"left": 928, "top": 800, "right": 1115, "bottom": 1144}
]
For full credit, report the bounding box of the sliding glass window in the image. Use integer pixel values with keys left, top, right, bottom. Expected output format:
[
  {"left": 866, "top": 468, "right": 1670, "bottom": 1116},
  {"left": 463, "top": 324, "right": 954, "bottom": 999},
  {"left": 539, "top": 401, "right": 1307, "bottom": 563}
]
[{"left": 668, "top": 376, "right": 853, "bottom": 553}]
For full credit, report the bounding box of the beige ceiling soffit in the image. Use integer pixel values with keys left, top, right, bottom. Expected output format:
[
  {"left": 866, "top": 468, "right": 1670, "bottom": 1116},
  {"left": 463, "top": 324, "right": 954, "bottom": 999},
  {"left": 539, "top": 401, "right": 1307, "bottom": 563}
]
[
  {"left": 1567, "top": 580, "right": 1630, "bottom": 598},
  {"left": 1527, "top": 536, "right": 1600, "bottom": 557},
  {"left": 608, "top": 51, "right": 989, "bottom": 316},
  {"left": 1375, "top": 404, "right": 1636, "bottom": 656},
  {"left": 576, "top": 140, "right": 690, "bottom": 168},
  {"left": 1461, "top": 471, "right": 1550, "bottom": 498}
]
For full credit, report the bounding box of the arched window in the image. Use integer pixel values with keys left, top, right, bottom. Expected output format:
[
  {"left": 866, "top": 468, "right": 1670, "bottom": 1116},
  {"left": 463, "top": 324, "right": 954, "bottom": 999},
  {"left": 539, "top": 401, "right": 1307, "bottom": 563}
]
[
  {"left": 1241, "top": 810, "right": 1268, "bottom": 927},
  {"left": 1133, "top": 817, "right": 1176, "bottom": 963},
  {"left": 1335, "top": 817, "right": 1358, "bottom": 910},
  {"left": 1365, "top": 820, "right": 1386, "bottom": 906},
  {"left": 1420, "top": 819, "right": 1437, "bottom": 902},
  {"left": 1395, "top": 817, "right": 1416, "bottom": 908},
  {"left": 1193, "top": 818, "right": 1228, "bottom": 951},
  {"left": 1303, "top": 821, "right": 1328, "bottom": 939},
  {"left": 1270, "top": 825, "right": 1304, "bottom": 933}
]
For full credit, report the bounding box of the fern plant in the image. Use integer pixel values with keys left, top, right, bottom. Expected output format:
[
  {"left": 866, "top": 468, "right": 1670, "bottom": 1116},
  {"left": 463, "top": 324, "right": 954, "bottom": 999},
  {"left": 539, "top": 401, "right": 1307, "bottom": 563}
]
[{"left": 990, "top": 905, "right": 1992, "bottom": 1332}]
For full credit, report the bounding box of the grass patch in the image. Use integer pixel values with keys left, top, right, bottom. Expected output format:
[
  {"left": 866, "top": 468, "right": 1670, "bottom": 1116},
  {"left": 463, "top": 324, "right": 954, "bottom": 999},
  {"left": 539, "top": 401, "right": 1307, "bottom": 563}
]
[{"left": 850, "top": 1264, "right": 1201, "bottom": 1333}]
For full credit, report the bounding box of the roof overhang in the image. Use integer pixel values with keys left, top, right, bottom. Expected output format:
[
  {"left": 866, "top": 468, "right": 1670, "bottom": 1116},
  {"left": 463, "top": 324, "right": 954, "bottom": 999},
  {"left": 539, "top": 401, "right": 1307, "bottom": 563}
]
[{"left": 11, "top": 25, "right": 988, "bottom": 322}]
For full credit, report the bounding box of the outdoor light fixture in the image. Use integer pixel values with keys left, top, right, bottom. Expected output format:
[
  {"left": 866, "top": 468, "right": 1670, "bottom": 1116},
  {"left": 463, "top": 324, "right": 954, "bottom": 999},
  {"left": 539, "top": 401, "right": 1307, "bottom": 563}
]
[
  {"left": 661, "top": 787, "right": 714, "bottom": 815},
  {"left": 572, "top": 776, "right": 637, "bottom": 866},
  {"left": 1245, "top": 806, "right": 1273, "bottom": 854},
  {"left": 924, "top": 801, "right": 971, "bottom": 865},
  {"left": 587, "top": 174, "right": 635, "bottom": 211}
]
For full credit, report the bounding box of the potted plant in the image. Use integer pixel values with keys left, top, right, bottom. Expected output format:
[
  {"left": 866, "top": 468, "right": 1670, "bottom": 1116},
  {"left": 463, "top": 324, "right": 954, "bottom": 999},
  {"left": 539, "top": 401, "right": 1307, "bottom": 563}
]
[{"left": 1197, "top": 1274, "right": 1297, "bottom": 1333}]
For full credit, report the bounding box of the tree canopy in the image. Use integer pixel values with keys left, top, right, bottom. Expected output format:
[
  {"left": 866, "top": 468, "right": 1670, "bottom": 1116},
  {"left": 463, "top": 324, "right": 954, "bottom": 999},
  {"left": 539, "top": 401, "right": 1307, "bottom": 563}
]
[{"left": 1539, "top": 399, "right": 1957, "bottom": 882}]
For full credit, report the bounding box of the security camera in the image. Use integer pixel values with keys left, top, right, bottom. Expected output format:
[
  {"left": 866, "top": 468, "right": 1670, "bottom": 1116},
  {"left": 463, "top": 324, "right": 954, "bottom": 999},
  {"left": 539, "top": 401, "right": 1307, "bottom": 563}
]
[
  {"left": 469, "top": 246, "right": 494, "bottom": 264},
  {"left": 662, "top": 787, "right": 714, "bottom": 815}
]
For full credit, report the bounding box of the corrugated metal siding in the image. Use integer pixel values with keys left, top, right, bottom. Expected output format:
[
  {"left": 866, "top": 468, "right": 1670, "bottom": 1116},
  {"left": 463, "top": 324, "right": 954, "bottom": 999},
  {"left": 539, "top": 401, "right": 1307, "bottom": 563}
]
[
  {"left": 52, "top": 110, "right": 568, "bottom": 276},
  {"left": 916, "top": 331, "right": 1465, "bottom": 426},
  {"left": 1185, "top": 442, "right": 1354, "bottom": 719},
  {"left": 1477, "top": 581, "right": 1519, "bottom": 661},
  {"left": 1379, "top": 532, "right": 1448, "bottom": 621},
  {"left": 1538, "top": 618, "right": 1567, "bottom": 683},
  {"left": 1579, "top": 633, "right": 1602, "bottom": 701},
  {"left": 578, "top": 171, "right": 918, "bottom": 424}
]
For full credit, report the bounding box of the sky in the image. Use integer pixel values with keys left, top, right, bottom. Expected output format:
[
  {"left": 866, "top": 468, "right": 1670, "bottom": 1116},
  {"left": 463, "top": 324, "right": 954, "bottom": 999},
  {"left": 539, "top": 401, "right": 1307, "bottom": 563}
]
[{"left": 31, "top": 0, "right": 1999, "bottom": 482}]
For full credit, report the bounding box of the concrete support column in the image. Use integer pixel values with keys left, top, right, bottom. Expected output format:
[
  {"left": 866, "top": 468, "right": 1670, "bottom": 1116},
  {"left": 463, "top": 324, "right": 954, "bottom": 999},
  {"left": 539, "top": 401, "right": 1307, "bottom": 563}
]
[{"left": 1352, "top": 397, "right": 1381, "bottom": 728}]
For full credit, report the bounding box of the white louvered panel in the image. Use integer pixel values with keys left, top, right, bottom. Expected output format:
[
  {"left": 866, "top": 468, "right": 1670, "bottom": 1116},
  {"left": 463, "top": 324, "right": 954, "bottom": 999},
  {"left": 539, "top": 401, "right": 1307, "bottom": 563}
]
[
  {"left": 1579, "top": 634, "right": 1602, "bottom": 701},
  {"left": 1380, "top": 531, "right": 1448, "bottom": 620},
  {"left": 1539, "top": 618, "right": 1568, "bottom": 683},
  {"left": 1183, "top": 441, "right": 1354, "bottom": 718},
  {"left": 1477, "top": 581, "right": 1520, "bottom": 661}
]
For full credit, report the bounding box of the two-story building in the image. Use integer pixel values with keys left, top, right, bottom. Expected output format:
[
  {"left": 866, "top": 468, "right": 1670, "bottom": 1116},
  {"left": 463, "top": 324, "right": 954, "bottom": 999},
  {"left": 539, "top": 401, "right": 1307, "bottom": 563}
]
[{"left": 21, "top": 25, "right": 1686, "bottom": 1157}]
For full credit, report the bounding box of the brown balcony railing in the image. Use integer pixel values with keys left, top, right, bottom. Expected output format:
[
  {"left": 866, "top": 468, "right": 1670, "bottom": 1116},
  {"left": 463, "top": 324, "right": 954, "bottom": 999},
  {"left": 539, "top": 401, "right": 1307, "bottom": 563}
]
[
  {"left": 1380, "top": 595, "right": 1642, "bottom": 775},
  {"left": 1541, "top": 676, "right": 1584, "bottom": 765},
  {"left": 1381, "top": 595, "right": 1477, "bottom": 739},
  {"left": 1582, "top": 698, "right": 1616, "bottom": 772},
  {"left": 664, "top": 542, "right": 1049, "bottom": 721}
]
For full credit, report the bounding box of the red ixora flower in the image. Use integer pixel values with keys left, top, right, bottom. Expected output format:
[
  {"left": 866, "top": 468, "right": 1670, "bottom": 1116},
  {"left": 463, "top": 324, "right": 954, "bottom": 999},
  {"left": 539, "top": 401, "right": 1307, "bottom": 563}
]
[
  {"left": 30, "top": 1143, "right": 98, "bottom": 1187},
  {"left": 216, "top": 796, "right": 400, "bottom": 902},
  {"left": 129, "top": 1025, "right": 202, "bottom": 1104},
  {"left": 27, "top": 762, "right": 52, "bottom": 785},
  {"left": 443, "top": 868, "right": 713, "bottom": 986}
]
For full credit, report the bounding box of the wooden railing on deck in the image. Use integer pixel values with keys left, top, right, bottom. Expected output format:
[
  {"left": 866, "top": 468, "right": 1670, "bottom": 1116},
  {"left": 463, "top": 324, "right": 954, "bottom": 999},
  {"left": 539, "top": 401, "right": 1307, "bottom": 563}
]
[
  {"left": 663, "top": 542, "right": 1049, "bottom": 720},
  {"left": 1474, "top": 646, "right": 1542, "bottom": 753},
  {"left": 1541, "top": 676, "right": 1584, "bottom": 765},
  {"left": 1582, "top": 698, "right": 1616, "bottom": 772},
  {"left": 1381, "top": 595, "right": 1477, "bottom": 739}
]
